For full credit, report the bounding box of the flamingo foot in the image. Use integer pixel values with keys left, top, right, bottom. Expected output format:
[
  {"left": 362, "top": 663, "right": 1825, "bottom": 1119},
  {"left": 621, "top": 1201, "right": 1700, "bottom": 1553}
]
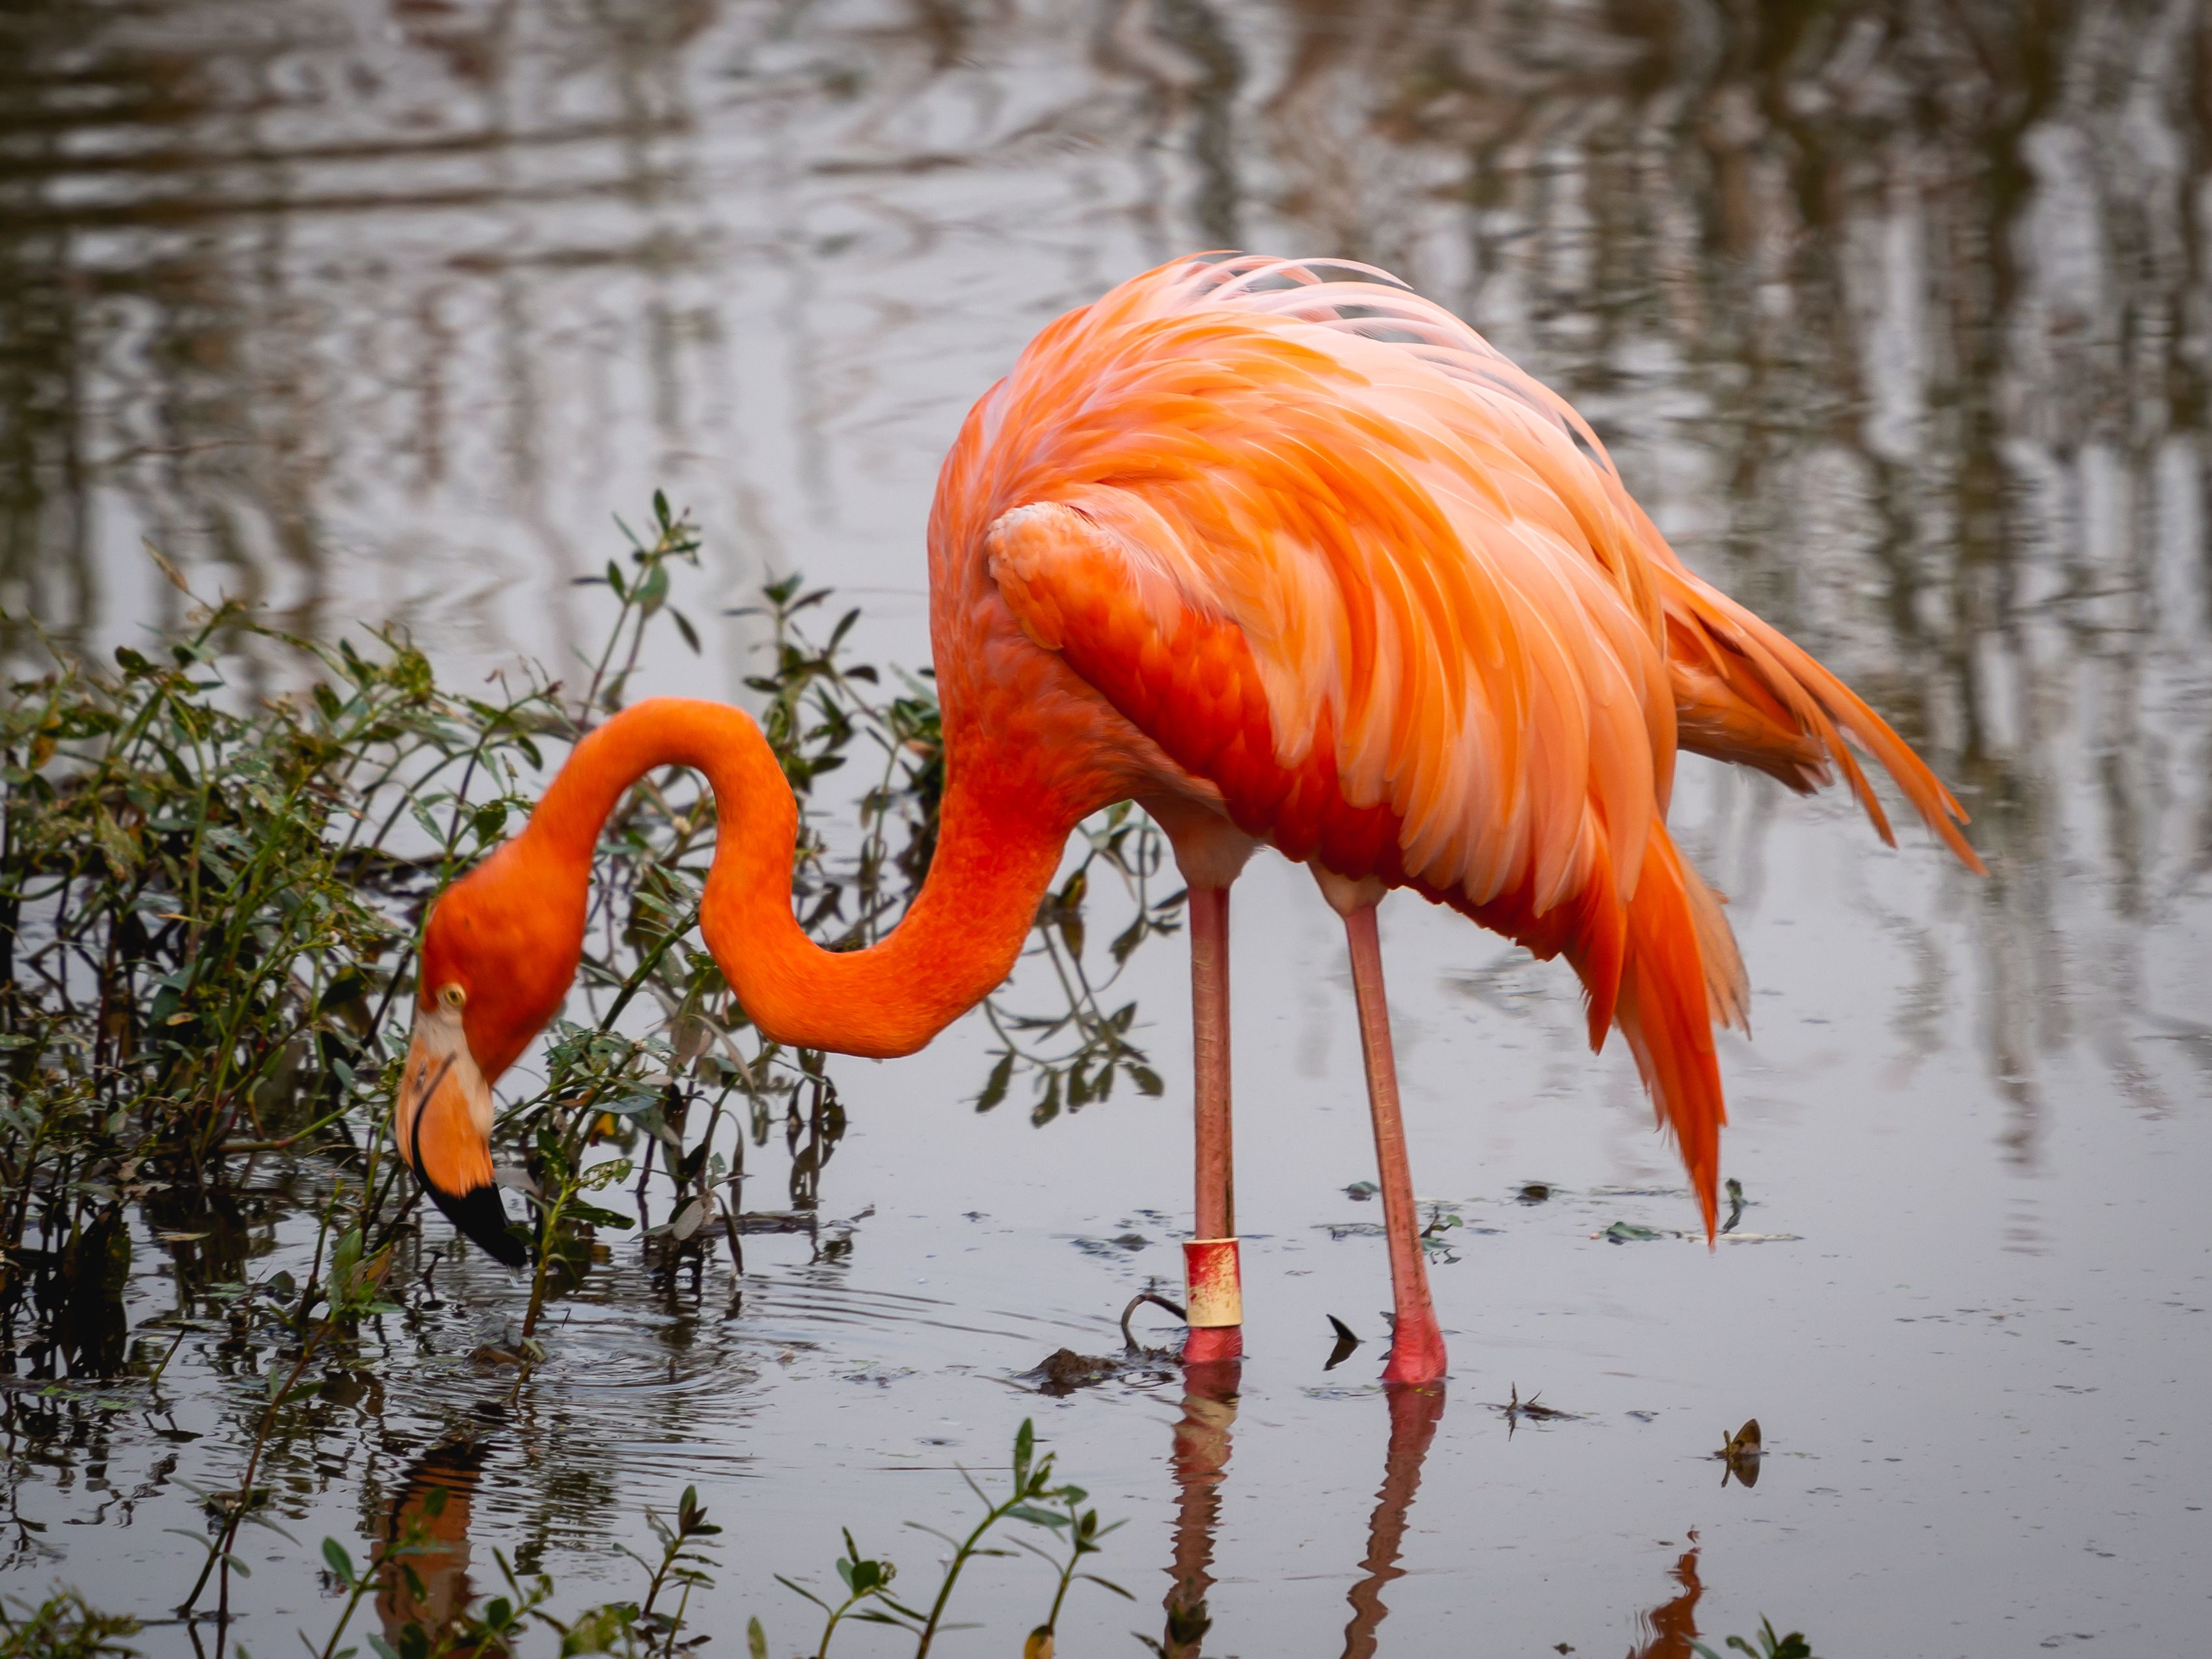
[
  {"left": 1380, "top": 1315, "right": 1448, "bottom": 1386},
  {"left": 1182, "top": 1323, "right": 1244, "bottom": 1365}
]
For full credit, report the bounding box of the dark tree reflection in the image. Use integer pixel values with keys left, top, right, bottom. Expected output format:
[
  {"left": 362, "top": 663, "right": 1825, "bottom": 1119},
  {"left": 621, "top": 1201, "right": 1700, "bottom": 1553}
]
[{"left": 3, "top": 0, "right": 2202, "bottom": 1173}]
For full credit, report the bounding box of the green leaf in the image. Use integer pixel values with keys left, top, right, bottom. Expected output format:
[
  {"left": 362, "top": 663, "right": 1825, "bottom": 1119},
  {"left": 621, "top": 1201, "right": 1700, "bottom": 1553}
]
[
  {"left": 772, "top": 1575, "right": 829, "bottom": 1612},
  {"left": 321, "top": 1537, "right": 357, "bottom": 1587},
  {"left": 560, "top": 1604, "right": 636, "bottom": 1656},
  {"left": 976, "top": 1052, "right": 1013, "bottom": 1113},
  {"left": 566, "top": 1201, "right": 635, "bottom": 1231},
  {"left": 747, "top": 1617, "right": 767, "bottom": 1659},
  {"left": 1013, "top": 1418, "right": 1035, "bottom": 1490}
]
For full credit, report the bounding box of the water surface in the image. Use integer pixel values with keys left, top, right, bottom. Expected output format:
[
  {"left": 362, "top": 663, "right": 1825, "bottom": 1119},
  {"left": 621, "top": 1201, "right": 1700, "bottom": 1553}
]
[{"left": 5, "top": 3, "right": 2211, "bottom": 1655}]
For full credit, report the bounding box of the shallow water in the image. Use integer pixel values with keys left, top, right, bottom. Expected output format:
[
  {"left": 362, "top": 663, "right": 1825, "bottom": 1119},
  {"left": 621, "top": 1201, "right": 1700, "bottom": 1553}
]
[{"left": 6, "top": 2, "right": 2212, "bottom": 1655}]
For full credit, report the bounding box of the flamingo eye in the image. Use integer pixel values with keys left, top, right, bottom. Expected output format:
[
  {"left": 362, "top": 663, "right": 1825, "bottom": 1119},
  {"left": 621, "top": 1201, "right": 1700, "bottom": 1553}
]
[{"left": 439, "top": 983, "right": 467, "bottom": 1011}]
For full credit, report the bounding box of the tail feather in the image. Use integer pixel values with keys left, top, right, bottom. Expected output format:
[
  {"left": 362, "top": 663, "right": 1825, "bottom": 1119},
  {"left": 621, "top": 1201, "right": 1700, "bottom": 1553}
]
[
  {"left": 1676, "top": 847, "right": 1749, "bottom": 1035},
  {"left": 1614, "top": 827, "right": 1730, "bottom": 1239},
  {"left": 1637, "top": 522, "right": 1986, "bottom": 877}
]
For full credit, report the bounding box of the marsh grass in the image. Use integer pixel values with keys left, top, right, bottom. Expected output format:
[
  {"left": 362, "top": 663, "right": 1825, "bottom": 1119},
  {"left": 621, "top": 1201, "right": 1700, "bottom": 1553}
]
[
  {"left": 760, "top": 1418, "right": 1127, "bottom": 1659},
  {"left": 0, "top": 493, "right": 1177, "bottom": 1636},
  {"left": 1, "top": 492, "right": 1172, "bottom": 1352},
  {"left": 0, "top": 1593, "right": 139, "bottom": 1659}
]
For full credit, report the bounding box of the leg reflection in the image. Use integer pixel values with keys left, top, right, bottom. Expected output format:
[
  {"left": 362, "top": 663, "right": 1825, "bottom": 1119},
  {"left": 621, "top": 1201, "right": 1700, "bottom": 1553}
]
[
  {"left": 1158, "top": 1354, "right": 1240, "bottom": 1657},
  {"left": 377, "top": 1440, "right": 490, "bottom": 1655},
  {"left": 1339, "top": 1381, "right": 1446, "bottom": 1658},
  {"left": 1628, "top": 1538, "right": 1703, "bottom": 1659}
]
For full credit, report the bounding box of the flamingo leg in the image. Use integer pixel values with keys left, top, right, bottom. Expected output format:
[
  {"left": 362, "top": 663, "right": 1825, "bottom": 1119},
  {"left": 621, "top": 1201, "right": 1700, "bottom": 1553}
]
[
  {"left": 1344, "top": 901, "right": 1447, "bottom": 1385},
  {"left": 1184, "top": 883, "right": 1242, "bottom": 1364}
]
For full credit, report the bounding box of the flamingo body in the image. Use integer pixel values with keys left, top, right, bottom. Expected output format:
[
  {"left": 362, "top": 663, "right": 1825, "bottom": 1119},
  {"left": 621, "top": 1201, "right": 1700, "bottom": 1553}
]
[
  {"left": 934, "top": 256, "right": 1977, "bottom": 1232},
  {"left": 400, "top": 254, "right": 1980, "bottom": 1378}
]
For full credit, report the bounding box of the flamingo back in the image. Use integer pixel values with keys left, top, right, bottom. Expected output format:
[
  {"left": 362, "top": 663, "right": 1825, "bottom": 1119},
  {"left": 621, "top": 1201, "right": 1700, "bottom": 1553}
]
[{"left": 932, "top": 255, "right": 1980, "bottom": 1231}]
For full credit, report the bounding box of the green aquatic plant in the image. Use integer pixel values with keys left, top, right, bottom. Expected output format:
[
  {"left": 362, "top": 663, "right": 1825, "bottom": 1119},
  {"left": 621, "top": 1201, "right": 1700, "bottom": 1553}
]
[
  {"left": 1, "top": 493, "right": 1169, "bottom": 1353},
  {"left": 2, "top": 494, "right": 1174, "bottom": 1638},
  {"left": 761, "top": 1418, "right": 1128, "bottom": 1658},
  {"left": 310, "top": 1478, "right": 722, "bottom": 1659},
  {"left": 1691, "top": 1619, "right": 1820, "bottom": 1659},
  {"left": 0, "top": 1591, "right": 139, "bottom": 1659}
]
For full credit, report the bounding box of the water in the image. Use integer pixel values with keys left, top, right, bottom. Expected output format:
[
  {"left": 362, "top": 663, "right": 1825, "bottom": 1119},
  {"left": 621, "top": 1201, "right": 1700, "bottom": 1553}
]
[{"left": 6, "top": 1, "right": 2212, "bottom": 1654}]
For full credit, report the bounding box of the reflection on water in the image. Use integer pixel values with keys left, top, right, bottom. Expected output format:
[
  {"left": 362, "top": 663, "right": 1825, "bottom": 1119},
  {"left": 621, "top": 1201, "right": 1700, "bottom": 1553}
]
[
  {"left": 1157, "top": 1354, "right": 1239, "bottom": 1658},
  {"left": 1628, "top": 1541, "right": 1705, "bottom": 1659},
  {"left": 1339, "top": 1383, "right": 1445, "bottom": 1659},
  {"left": 377, "top": 1442, "right": 489, "bottom": 1657}
]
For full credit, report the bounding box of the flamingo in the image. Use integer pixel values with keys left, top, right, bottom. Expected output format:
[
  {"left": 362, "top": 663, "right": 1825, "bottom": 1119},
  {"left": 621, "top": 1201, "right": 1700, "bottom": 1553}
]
[{"left": 396, "top": 255, "right": 1982, "bottom": 1387}]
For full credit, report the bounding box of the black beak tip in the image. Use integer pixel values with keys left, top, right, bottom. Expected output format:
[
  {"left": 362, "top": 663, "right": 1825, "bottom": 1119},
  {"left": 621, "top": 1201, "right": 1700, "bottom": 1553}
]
[{"left": 430, "top": 1181, "right": 530, "bottom": 1268}]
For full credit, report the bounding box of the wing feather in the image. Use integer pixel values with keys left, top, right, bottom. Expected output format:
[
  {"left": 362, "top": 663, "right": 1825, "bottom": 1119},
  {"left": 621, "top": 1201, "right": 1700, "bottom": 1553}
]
[{"left": 946, "top": 254, "right": 1981, "bottom": 1231}]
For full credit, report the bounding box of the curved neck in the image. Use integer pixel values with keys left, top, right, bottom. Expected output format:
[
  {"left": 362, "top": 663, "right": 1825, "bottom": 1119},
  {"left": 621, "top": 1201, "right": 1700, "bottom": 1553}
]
[{"left": 527, "top": 697, "right": 1072, "bottom": 1058}]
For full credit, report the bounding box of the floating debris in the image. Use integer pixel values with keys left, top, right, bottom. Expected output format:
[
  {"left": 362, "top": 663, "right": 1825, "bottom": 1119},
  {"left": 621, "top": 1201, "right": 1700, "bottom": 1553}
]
[
  {"left": 1022, "top": 1346, "right": 1178, "bottom": 1395},
  {"left": 1722, "top": 1177, "right": 1747, "bottom": 1233},
  {"left": 1345, "top": 1179, "right": 1380, "bottom": 1201},
  {"left": 843, "top": 1364, "right": 916, "bottom": 1388},
  {"left": 1027, "top": 1349, "right": 1119, "bottom": 1393},
  {"left": 1492, "top": 1384, "right": 1582, "bottom": 1434},
  {"left": 1324, "top": 1315, "right": 1362, "bottom": 1371},
  {"left": 1718, "top": 1418, "right": 1764, "bottom": 1488},
  {"left": 1118, "top": 1291, "right": 1186, "bottom": 1352},
  {"left": 1516, "top": 1183, "right": 1553, "bottom": 1205},
  {"left": 1595, "top": 1220, "right": 1802, "bottom": 1244}
]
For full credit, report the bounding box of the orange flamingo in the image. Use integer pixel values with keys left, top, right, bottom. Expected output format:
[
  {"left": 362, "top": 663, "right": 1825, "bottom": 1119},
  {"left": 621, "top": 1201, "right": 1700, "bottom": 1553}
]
[{"left": 396, "top": 255, "right": 1981, "bottom": 1386}]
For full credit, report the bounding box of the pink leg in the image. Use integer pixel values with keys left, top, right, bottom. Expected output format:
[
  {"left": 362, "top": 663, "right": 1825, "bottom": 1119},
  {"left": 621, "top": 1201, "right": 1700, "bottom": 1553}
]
[
  {"left": 1184, "top": 883, "right": 1242, "bottom": 1365},
  {"left": 1344, "top": 902, "right": 1447, "bottom": 1385}
]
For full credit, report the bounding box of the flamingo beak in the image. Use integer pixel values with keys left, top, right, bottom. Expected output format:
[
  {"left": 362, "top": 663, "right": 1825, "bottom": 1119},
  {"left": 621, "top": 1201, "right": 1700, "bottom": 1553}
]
[{"left": 396, "top": 1002, "right": 528, "bottom": 1267}]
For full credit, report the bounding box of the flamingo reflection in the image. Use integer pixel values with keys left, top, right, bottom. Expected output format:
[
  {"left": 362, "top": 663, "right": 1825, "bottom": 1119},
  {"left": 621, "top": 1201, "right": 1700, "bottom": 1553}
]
[
  {"left": 1628, "top": 1539, "right": 1704, "bottom": 1659},
  {"left": 1153, "top": 1371, "right": 1449, "bottom": 1658},
  {"left": 376, "top": 1441, "right": 490, "bottom": 1656},
  {"left": 1339, "top": 1382, "right": 1446, "bottom": 1658},
  {"left": 1155, "top": 1352, "right": 1240, "bottom": 1657}
]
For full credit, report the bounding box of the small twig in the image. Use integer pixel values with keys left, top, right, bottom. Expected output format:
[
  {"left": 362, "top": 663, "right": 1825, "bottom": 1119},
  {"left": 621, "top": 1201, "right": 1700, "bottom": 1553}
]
[{"left": 1121, "top": 1291, "right": 1186, "bottom": 1352}]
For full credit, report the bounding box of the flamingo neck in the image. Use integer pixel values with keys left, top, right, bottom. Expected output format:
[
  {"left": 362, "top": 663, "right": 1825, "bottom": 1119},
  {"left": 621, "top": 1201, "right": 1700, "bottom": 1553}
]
[{"left": 526, "top": 697, "right": 1072, "bottom": 1058}]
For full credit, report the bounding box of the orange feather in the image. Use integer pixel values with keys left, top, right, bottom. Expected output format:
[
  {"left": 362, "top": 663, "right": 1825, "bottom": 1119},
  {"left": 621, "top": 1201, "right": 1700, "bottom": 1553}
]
[
  {"left": 417, "top": 251, "right": 1980, "bottom": 1284},
  {"left": 959, "top": 254, "right": 1981, "bottom": 1231}
]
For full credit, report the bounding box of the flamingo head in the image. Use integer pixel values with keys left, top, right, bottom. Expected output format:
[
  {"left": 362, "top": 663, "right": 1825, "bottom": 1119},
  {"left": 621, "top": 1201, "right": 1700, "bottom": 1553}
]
[{"left": 396, "top": 842, "right": 584, "bottom": 1267}]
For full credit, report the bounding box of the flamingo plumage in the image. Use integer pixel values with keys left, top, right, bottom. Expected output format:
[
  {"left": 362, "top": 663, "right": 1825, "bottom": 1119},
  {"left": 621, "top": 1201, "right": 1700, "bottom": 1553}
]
[{"left": 397, "top": 255, "right": 1982, "bottom": 1388}]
